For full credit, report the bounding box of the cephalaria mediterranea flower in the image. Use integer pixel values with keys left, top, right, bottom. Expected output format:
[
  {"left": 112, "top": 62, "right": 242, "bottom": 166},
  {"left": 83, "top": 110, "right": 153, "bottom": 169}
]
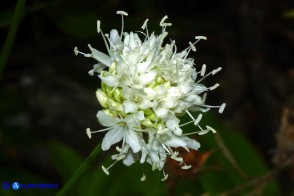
[{"left": 75, "top": 10, "right": 226, "bottom": 181}]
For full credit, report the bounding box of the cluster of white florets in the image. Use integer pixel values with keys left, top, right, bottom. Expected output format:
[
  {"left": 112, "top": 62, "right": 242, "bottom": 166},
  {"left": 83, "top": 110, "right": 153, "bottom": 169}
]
[{"left": 74, "top": 11, "right": 225, "bottom": 181}]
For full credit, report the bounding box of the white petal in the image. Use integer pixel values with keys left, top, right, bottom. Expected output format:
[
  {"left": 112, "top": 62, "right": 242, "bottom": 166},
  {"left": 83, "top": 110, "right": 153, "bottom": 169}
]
[
  {"left": 122, "top": 101, "right": 138, "bottom": 113},
  {"left": 184, "top": 94, "right": 202, "bottom": 105},
  {"left": 88, "top": 44, "right": 112, "bottom": 66},
  {"left": 126, "top": 130, "right": 141, "bottom": 153},
  {"left": 168, "top": 87, "right": 181, "bottom": 97},
  {"left": 164, "top": 98, "right": 177, "bottom": 109},
  {"left": 144, "top": 87, "right": 157, "bottom": 99},
  {"left": 154, "top": 107, "right": 168, "bottom": 119},
  {"left": 194, "top": 84, "right": 207, "bottom": 94},
  {"left": 179, "top": 84, "right": 192, "bottom": 94},
  {"left": 123, "top": 153, "right": 137, "bottom": 166},
  {"left": 89, "top": 63, "right": 107, "bottom": 75},
  {"left": 166, "top": 116, "right": 182, "bottom": 135},
  {"left": 140, "top": 70, "right": 157, "bottom": 85},
  {"left": 101, "top": 127, "right": 124, "bottom": 150},
  {"left": 137, "top": 61, "right": 150, "bottom": 73},
  {"left": 109, "top": 29, "right": 120, "bottom": 44},
  {"left": 97, "top": 110, "right": 120, "bottom": 127},
  {"left": 99, "top": 74, "right": 119, "bottom": 87},
  {"left": 135, "top": 111, "right": 145, "bottom": 121},
  {"left": 164, "top": 136, "right": 186, "bottom": 147},
  {"left": 139, "top": 99, "right": 157, "bottom": 109},
  {"left": 183, "top": 137, "right": 200, "bottom": 150}
]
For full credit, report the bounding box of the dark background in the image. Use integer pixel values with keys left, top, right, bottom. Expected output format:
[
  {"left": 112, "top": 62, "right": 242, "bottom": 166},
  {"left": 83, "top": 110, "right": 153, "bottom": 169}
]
[{"left": 1, "top": 0, "right": 294, "bottom": 195}]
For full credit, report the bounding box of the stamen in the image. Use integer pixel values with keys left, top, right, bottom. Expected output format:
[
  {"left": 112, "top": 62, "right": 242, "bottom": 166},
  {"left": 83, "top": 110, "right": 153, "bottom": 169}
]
[
  {"left": 186, "top": 110, "right": 204, "bottom": 126},
  {"left": 195, "top": 36, "right": 207, "bottom": 40},
  {"left": 212, "top": 67, "right": 222, "bottom": 75},
  {"left": 73, "top": 47, "right": 91, "bottom": 57},
  {"left": 140, "top": 174, "right": 146, "bottom": 181},
  {"left": 180, "top": 120, "right": 194, "bottom": 127},
  {"left": 186, "top": 110, "right": 196, "bottom": 121},
  {"left": 171, "top": 151, "right": 179, "bottom": 159},
  {"left": 97, "top": 20, "right": 101, "bottom": 33},
  {"left": 194, "top": 113, "right": 203, "bottom": 126},
  {"left": 162, "top": 144, "right": 172, "bottom": 154},
  {"left": 189, "top": 42, "right": 196, "bottom": 52},
  {"left": 161, "top": 172, "right": 168, "bottom": 181},
  {"left": 116, "top": 154, "right": 126, "bottom": 161},
  {"left": 141, "top": 19, "right": 149, "bottom": 30},
  {"left": 116, "top": 11, "right": 128, "bottom": 37},
  {"left": 101, "top": 165, "right": 110, "bottom": 175},
  {"left": 162, "top": 23, "right": 172, "bottom": 27},
  {"left": 206, "top": 125, "right": 217, "bottom": 133},
  {"left": 74, "top": 47, "right": 78, "bottom": 56},
  {"left": 116, "top": 146, "right": 122, "bottom": 152},
  {"left": 202, "top": 93, "right": 207, "bottom": 102},
  {"left": 209, "top": 83, "right": 220, "bottom": 90},
  {"left": 181, "top": 165, "right": 192, "bottom": 170},
  {"left": 85, "top": 127, "right": 112, "bottom": 139},
  {"left": 196, "top": 67, "right": 222, "bottom": 84},
  {"left": 116, "top": 10, "right": 128, "bottom": 16},
  {"left": 86, "top": 128, "right": 92, "bottom": 139},
  {"left": 102, "top": 160, "right": 118, "bottom": 176},
  {"left": 219, "top": 103, "right": 226, "bottom": 113},
  {"left": 160, "top": 15, "right": 168, "bottom": 26},
  {"left": 201, "top": 64, "right": 206, "bottom": 76},
  {"left": 184, "top": 124, "right": 207, "bottom": 136}
]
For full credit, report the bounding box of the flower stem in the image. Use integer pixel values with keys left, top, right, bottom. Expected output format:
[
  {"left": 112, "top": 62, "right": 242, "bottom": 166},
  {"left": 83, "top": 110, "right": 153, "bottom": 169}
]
[
  {"left": 56, "top": 144, "right": 101, "bottom": 196},
  {"left": 0, "top": 0, "right": 25, "bottom": 77}
]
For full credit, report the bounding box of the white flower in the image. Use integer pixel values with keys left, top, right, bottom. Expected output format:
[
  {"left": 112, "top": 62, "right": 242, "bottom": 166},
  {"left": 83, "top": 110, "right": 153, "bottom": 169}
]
[{"left": 75, "top": 11, "right": 225, "bottom": 180}]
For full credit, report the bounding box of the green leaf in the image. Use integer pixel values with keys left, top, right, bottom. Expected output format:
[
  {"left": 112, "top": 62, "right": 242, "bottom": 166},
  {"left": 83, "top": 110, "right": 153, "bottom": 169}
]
[
  {"left": 181, "top": 113, "right": 280, "bottom": 195},
  {"left": 48, "top": 141, "right": 84, "bottom": 194},
  {"left": 67, "top": 155, "right": 168, "bottom": 195}
]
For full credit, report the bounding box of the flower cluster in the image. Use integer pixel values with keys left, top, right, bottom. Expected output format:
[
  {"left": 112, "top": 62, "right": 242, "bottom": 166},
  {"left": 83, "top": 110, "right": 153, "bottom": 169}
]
[{"left": 75, "top": 11, "right": 225, "bottom": 181}]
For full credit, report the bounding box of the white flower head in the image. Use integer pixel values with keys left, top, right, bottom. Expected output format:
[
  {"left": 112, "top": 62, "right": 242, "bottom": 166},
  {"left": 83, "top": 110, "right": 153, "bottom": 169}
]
[{"left": 75, "top": 11, "right": 225, "bottom": 180}]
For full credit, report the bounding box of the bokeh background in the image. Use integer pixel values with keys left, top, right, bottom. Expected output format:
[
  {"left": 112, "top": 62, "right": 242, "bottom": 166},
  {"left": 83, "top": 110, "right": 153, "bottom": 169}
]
[{"left": 1, "top": 0, "right": 294, "bottom": 195}]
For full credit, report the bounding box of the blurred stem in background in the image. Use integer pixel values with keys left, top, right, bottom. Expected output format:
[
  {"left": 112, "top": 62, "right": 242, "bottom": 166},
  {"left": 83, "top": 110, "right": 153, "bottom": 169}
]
[
  {"left": 0, "top": 0, "right": 25, "bottom": 77},
  {"left": 56, "top": 144, "right": 101, "bottom": 196}
]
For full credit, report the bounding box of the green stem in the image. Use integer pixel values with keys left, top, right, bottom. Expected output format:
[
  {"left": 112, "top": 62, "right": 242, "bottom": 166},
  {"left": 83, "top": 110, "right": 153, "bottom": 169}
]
[
  {"left": 0, "top": 0, "right": 26, "bottom": 77},
  {"left": 56, "top": 144, "right": 101, "bottom": 196}
]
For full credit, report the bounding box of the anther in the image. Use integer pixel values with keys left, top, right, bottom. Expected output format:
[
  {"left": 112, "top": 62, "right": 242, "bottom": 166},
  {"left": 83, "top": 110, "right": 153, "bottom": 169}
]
[
  {"left": 206, "top": 125, "right": 217, "bottom": 133},
  {"left": 189, "top": 42, "right": 196, "bottom": 52},
  {"left": 141, "top": 19, "right": 149, "bottom": 30},
  {"left": 116, "top": 10, "right": 128, "bottom": 16},
  {"left": 212, "top": 67, "right": 222, "bottom": 75},
  {"left": 101, "top": 165, "right": 110, "bottom": 175},
  {"left": 86, "top": 128, "right": 92, "bottom": 139},
  {"left": 74, "top": 47, "right": 78, "bottom": 56},
  {"left": 219, "top": 103, "right": 226, "bottom": 113},
  {"left": 181, "top": 165, "right": 192, "bottom": 170},
  {"left": 201, "top": 64, "right": 206, "bottom": 76},
  {"left": 160, "top": 15, "right": 168, "bottom": 26},
  {"left": 194, "top": 114, "right": 203, "bottom": 126},
  {"left": 140, "top": 174, "right": 146, "bottom": 181},
  {"left": 97, "top": 20, "right": 101, "bottom": 33},
  {"left": 209, "top": 83, "right": 220, "bottom": 90},
  {"left": 195, "top": 36, "right": 207, "bottom": 40},
  {"left": 161, "top": 174, "right": 169, "bottom": 181}
]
